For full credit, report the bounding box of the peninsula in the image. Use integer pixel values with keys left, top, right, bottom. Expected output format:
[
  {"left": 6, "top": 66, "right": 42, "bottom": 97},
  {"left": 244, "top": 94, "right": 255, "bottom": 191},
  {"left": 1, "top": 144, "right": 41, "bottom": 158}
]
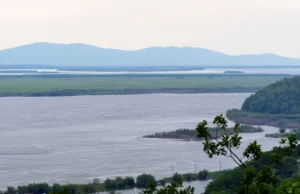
[
  {"left": 143, "top": 125, "right": 263, "bottom": 141},
  {"left": 227, "top": 76, "right": 300, "bottom": 128}
]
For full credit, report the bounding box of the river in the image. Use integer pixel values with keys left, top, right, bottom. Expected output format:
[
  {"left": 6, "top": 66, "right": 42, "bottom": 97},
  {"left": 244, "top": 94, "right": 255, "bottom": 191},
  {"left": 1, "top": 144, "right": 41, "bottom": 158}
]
[
  {"left": 1, "top": 67, "right": 300, "bottom": 75},
  {"left": 0, "top": 93, "right": 280, "bottom": 191}
]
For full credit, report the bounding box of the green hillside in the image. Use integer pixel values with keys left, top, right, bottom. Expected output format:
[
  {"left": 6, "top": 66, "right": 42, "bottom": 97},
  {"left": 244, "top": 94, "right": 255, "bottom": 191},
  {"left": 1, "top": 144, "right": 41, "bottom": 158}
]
[
  {"left": 242, "top": 76, "right": 300, "bottom": 114},
  {"left": 227, "top": 76, "right": 300, "bottom": 129}
]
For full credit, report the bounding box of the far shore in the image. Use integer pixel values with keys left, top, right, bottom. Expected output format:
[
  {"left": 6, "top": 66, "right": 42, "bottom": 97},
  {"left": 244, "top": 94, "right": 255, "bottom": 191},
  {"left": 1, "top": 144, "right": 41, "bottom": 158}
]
[
  {"left": 0, "top": 88, "right": 259, "bottom": 97},
  {"left": 0, "top": 73, "right": 287, "bottom": 97}
]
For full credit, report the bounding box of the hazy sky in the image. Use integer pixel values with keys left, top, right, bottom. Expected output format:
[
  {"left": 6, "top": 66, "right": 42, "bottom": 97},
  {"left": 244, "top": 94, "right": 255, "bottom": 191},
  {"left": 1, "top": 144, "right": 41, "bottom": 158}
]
[{"left": 1, "top": 0, "right": 300, "bottom": 57}]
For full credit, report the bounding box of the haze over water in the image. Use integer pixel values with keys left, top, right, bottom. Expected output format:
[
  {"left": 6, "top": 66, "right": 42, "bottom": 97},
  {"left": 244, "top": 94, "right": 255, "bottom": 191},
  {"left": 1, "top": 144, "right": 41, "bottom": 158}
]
[
  {"left": 0, "top": 93, "right": 280, "bottom": 190},
  {"left": 1, "top": 67, "right": 300, "bottom": 75}
]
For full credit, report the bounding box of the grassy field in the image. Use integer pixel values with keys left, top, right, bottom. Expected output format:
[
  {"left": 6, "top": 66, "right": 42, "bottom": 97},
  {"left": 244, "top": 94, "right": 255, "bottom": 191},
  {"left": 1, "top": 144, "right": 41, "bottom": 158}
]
[{"left": 0, "top": 74, "right": 289, "bottom": 96}]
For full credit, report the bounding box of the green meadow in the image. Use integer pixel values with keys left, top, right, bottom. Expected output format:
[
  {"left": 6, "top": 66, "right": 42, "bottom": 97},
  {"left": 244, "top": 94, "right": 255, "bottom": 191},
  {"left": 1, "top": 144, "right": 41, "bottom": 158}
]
[{"left": 0, "top": 74, "right": 288, "bottom": 96}]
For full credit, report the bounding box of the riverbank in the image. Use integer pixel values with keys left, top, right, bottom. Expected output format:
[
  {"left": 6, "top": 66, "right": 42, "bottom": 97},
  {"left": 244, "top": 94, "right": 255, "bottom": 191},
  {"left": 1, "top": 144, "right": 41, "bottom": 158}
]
[
  {"left": 0, "top": 88, "right": 262, "bottom": 97},
  {"left": 227, "top": 109, "right": 300, "bottom": 129},
  {"left": 2, "top": 170, "right": 216, "bottom": 194}
]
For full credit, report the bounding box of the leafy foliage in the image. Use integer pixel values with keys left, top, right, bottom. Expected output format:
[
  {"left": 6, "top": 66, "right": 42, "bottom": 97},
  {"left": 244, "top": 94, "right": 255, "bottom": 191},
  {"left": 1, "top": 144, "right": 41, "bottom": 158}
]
[
  {"left": 242, "top": 76, "right": 300, "bottom": 114},
  {"left": 143, "top": 179, "right": 195, "bottom": 194},
  {"left": 279, "top": 128, "right": 286, "bottom": 133},
  {"left": 196, "top": 115, "right": 263, "bottom": 168},
  {"left": 4, "top": 176, "right": 134, "bottom": 194},
  {"left": 275, "top": 179, "right": 300, "bottom": 194},
  {"left": 196, "top": 114, "right": 298, "bottom": 194},
  {"left": 198, "top": 169, "right": 209, "bottom": 180},
  {"left": 136, "top": 174, "right": 156, "bottom": 188}
]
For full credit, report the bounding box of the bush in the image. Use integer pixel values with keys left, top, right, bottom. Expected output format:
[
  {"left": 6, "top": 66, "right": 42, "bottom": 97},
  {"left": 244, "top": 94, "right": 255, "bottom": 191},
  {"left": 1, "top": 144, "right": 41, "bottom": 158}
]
[
  {"left": 198, "top": 170, "right": 209, "bottom": 180},
  {"left": 104, "top": 179, "right": 117, "bottom": 190},
  {"left": 275, "top": 157, "right": 298, "bottom": 178},
  {"left": 6, "top": 187, "right": 17, "bottom": 194},
  {"left": 279, "top": 128, "right": 286, "bottom": 133},
  {"left": 51, "top": 183, "right": 63, "bottom": 193},
  {"left": 172, "top": 173, "right": 183, "bottom": 182},
  {"left": 183, "top": 173, "right": 193, "bottom": 181},
  {"left": 17, "top": 183, "right": 51, "bottom": 194},
  {"left": 183, "top": 173, "right": 196, "bottom": 181},
  {"left": 204, "top": 167, "right": 245, "bottom": 194},
  {"left": 115, "top": 177, "right": 124, "bottom": 189},
  {"left": 291, "top": 173, "right": 300, "bottom": 182},
  {"left": 123, "top": 177, "right": 135, "bottom": 188},
  {"left": 136, "top": 174, "right": 155, "bottom": 188},
  {"left": 158, "top": 178, "right": 166, "bottom": 186}
]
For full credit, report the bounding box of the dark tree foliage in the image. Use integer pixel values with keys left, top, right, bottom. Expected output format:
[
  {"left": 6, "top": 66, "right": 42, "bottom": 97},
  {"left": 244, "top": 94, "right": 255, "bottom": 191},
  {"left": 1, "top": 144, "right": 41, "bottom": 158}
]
[
  {"left": 196, "top": 114, "right": 298, "bottom": 194},
  {"left": 182, "top": 173, "right": 195, "bottom": 182},
  {"left": 274, "top": 156, "right": 298, "bottom": 178},
  {"left": 4, "top": 176, "right": 135, "bottom": 194},
  {"left": 5, "top": 187, "right": 17, "bottom": 194},
  {"left": 143, "top": 179, "right": 195, "bottom": 194},
  {"left": 123, "top": 177, "right": 135, "bottom": 188},
  {"left": 242, "top": 76, "right": 300, "bottom": 114},
  {"left": 104, "top": 176, "right": 135, "bottom": 190},
  {"left": 198, "top": 169, "right": 208, "bottom": 180},
  {"left": 204, "top": 167, "right": 246, "bottom": 194},
  {"left": 16, "top": 183, "right": 50, "bottom": 194},
  {"left": 173, "top": 173, "right": 184, "bottom": 182},
  {"left": 136, "top": 174, "right": 156, "bottom": 188},
  {"left": 279, "top": 128, "right": 286, "bottom": 133}
]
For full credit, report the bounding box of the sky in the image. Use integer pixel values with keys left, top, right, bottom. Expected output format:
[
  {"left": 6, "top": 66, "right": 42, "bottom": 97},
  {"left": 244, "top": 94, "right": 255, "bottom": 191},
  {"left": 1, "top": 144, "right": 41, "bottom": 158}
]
[{"left": 0, "top": 0, "right": 300, "bottom": 58}]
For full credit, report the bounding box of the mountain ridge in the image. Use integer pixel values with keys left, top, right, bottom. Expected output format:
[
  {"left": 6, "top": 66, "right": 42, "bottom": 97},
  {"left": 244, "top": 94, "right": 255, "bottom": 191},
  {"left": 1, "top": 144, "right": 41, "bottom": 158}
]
[{"left": 0, "top": 42, "right": 299, "bottom": 67}]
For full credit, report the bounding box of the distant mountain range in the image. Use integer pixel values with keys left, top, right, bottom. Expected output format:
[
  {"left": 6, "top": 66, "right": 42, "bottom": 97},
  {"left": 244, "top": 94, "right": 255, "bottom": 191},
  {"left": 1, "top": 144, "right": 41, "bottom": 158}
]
[{"left": 0, "top": 42, "right": 299, "bottom": 67}]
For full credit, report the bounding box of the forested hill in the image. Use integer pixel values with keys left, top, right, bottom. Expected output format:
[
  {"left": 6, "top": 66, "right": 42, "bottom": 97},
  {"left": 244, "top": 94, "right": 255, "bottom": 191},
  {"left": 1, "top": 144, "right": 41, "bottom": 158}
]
[
  {"left": 242, "top": 76, "right": 300, "bottom": 114},
  {"left": 1, "top": 42, "right": 300, "bottom": 66}
]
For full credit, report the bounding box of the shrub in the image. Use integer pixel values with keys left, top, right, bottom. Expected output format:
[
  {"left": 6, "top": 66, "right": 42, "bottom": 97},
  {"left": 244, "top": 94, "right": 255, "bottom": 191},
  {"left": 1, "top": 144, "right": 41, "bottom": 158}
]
[
  {"left": 279, "top": 128, "right": 286, "bottom": 133},
  {"left": 172, "top": 173, "right": 183, "bottom": 182},
  {"left": 136, "top": 174, "right": 155, "bottom": 188},
  {"left": 123, "top": 177, "right": 135, "bottom": 188},
  {"left": 183, "top": 173, "right": 196, "bottom": 181},
  {"left": 198, "top": 170, "right": 209, "bottom": 180}
]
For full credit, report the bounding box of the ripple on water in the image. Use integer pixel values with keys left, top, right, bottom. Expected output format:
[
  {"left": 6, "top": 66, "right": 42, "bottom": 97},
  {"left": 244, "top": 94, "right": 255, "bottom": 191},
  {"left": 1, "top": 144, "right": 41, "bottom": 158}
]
[{"left": 0, "top": 93, "right": 280, "bottom": 190}]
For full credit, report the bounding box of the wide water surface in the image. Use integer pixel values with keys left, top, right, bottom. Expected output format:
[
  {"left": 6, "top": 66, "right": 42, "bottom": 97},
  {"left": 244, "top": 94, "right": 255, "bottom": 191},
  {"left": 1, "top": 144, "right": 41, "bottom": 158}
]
[{"left": 0, "top": 94, "right": 280, "bottom": 190}]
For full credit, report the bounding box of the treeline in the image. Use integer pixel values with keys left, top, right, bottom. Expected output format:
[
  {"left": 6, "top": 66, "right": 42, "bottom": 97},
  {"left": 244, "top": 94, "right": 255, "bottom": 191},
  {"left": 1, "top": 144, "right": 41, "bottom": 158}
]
[
  {"left": 143, "top": 125, "right": 263, "bottom": 141},
  {"left": 204, "top": 144, "right": 300, "bottom": 193},
  {"left": 4, "top": 176, "right": 134, "bottom": 194},
  {"left": 242, "top": 76, "right": 300, "bottom": 114},
  {"left": 2, "top": 170, "right": 211, "bottom": 194},
  {"left": 158, "top": 170, "right": 209, "bottom": 185}
]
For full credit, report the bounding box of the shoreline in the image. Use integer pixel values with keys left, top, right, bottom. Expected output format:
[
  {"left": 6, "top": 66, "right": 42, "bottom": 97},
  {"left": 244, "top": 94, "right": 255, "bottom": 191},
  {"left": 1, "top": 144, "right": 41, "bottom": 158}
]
[
  {"left": 0, "top": 88, "right": 258, "bottom": 97},
  {"left": 143, "top": 126, "right": 263, "bottom": 141},
  {"left": 226, "top": 109, "right": 300, "bottom": 129},
  {"left": 1, "top": 171, "right": 214, "bottom": 193}
]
